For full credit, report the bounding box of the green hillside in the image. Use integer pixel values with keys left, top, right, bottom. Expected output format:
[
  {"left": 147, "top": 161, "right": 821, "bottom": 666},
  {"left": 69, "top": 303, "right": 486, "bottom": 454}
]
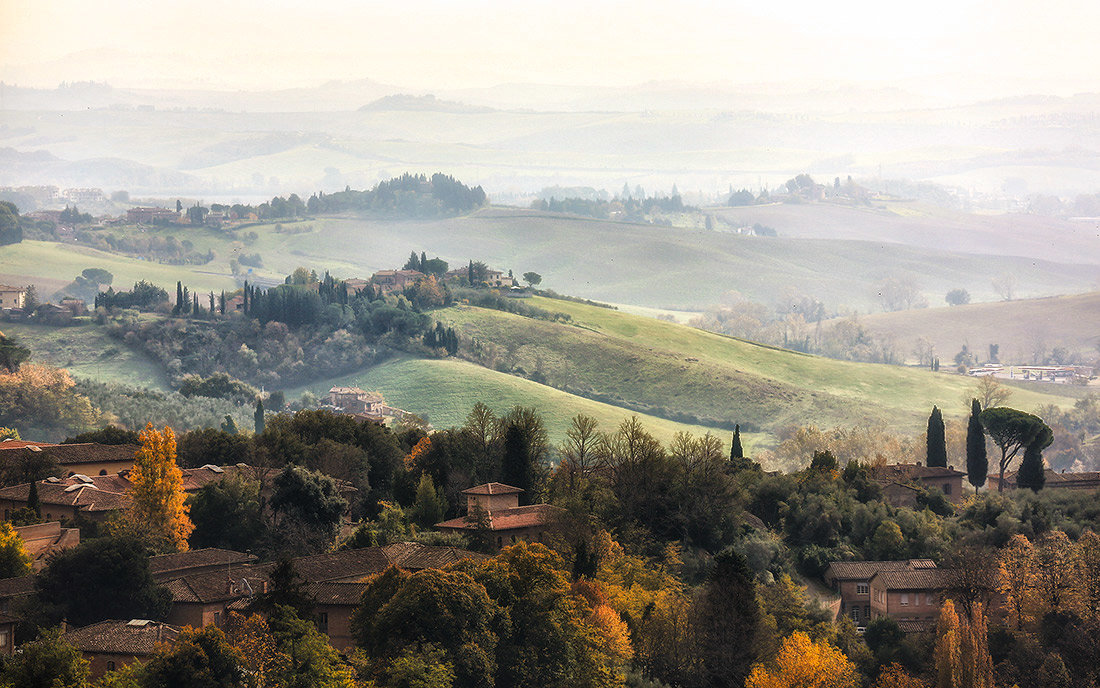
[
  {"left": 825, "top": 291, "right": 1100, "bottom": 364},
  {"left": 284, "top": 355, "right": 757, "bottom": 449},
  {"left": 0, "top": 241, "right": 242, "bottom": 297},
  {"left": 437, "top": 296, "right": 1079, "bottom": 436},
  {"left": 1, "top": 321, "right": 168, "bottom": 391}
]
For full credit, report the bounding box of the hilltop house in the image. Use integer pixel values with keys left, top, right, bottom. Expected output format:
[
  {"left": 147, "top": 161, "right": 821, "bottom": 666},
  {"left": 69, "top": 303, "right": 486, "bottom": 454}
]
[
  {"left": 484, "top": 269, "right": 516, "bottom": 288},
  {"left": 371, "top": 269, "right": 424, "bottom": 293},
  {"left": 435, "top": 482, "right": 566, "bottom": 550},
  {"left": 867, "top": 463, "right": 967, "bottom": 506},
  {"left": 825, "top": 559, "right": 942, "bottom": 630},
  {"left": 988, "top": 468, "right": 1100, "bottom": 492},
  {"left": 126, "top": 207, "right": 179, "bottom": 225},
  {"left": 327, "top": 387, "right": 384, "bottom": 416}
]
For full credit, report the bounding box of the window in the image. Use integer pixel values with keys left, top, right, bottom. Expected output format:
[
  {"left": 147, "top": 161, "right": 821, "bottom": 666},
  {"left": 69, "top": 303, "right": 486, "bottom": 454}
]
[
  {"left": 0, "top": 631, "right": 7, "bottom": 647},
  {"left": 213, "top": 611, "right": 221, "bottom": 626},
  {"left": 914, "top": 593, "right": 921, "bottom": 606},
  {"left": 864, "top": 605, "right": 871, "bottom": 618},
  {"left": 317, "top": 612, "right": 329, "bottom": 633},
  {"left": 856, "top": 583, "right": 869, "bottom": 595},
  {"left": 99, "top": 469, "right": 108, "bottom": 476},
  {"left": 851, "top": 608, "right": 860, "bottom": 622},
  {"left": 107, "top": 661, "right": 115, "bottom": 671},
  {"left": 900, "top": 593, "right": 909, "bottom": 606},
  {"left": 944, "top": 483, "right": 952, "bottom": 495},
  {"left": 497, "top": 537, "right": 503, "bottom": 548}
]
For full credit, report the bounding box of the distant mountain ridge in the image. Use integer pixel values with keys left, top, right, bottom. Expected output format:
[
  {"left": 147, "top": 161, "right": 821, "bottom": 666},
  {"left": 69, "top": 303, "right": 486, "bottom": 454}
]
[{"left": 359, "top": 94, "right": 494, "bottom": 114}]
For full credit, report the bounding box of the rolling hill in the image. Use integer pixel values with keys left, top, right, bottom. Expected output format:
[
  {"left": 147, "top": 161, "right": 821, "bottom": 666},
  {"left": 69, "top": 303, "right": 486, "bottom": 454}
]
[
  {"left": 435, "top": 296, "right": 1080, "bottom": 437},
  {"left": 824, "top": 291, "right": 1100, "bottom": 365}
]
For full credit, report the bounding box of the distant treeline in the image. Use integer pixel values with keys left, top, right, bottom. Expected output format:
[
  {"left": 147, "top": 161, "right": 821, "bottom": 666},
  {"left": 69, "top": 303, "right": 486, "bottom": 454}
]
[
  {"left": 306, "top": 172, "right": 487, "bottom": 218},
  {"left": 531, "top": 194, "right": 693, "bottom": 222}
]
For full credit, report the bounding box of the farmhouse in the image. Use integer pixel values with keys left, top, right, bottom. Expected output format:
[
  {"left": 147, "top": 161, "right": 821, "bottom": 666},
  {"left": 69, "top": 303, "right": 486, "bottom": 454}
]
[
  {"left": 867, "top": 462, "right": 967, "bottom": 505},
  {"left": 327, "top": 386, "right": 384, "bottom": 416},
  {"left": 435, "top": 482, "right": 566, "bottom": 550},
  {"left": 868, "top": 565, "right": 947, "bottom": 631},
  {"left": 484, "top": 269, "right": 516, "bottom": 288},
  {"left": 371, "top": 269, "right": 424, "bottom": 293},
  {"left": 126, "top": 207, "right": 180, "bottom": 224},
  {"left": 988, "top": 468, "right": 1100, "bottom": 492},
  {"left": 824, "top": 559, "right": 938, "bottom": 627},
  {"left": 0, "top": 286, "right": 25, "bottom": 310}
]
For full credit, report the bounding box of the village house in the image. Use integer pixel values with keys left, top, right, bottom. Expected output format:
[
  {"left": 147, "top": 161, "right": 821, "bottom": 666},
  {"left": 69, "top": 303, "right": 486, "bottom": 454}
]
[
  {"left": 0, "top": 575, "right": 36, "bottom": 616},
  {"left": 484, "top": 269, "right": 516, "bottom": 288},
  {"left": 824, "top": 559, "right": 939, "bottom": 628},
  {"left": 435, "top": 482, "right": 566, "bottom": 550},
  {"left": 988, "top": 468, "right": 1100, "bottom": 492},
  {"left": 148, "top": 548, "right": 258, "bottom": 582},
  {"left": 0, "top": 442, "right": 139, "bottom": 478},
  {"left": 371, "top": 269, "right": 424, "bottom": 293},
  {"left": 161, "top": 567, "right": 270, "bottom": 629},
  {"left": 14, "top": 521, "right": 80, "bottom": 571},
  {"left": 0, "top": 286, "right": 25, "bottom": 311},
  {"left": 327, "top": 386, "right": 384, "bottom": 416},
  {"left": 867, "top": 463, "right": 967, "bottom": 506},
  {"left": 125, "top": 207, "right": 180, "bottom": 225},
  {"left": 64, "top": 619, "right": 180, "bottom": 679},
  {"left": 868, "top": 565, "right": 947, "bottom": 632}
]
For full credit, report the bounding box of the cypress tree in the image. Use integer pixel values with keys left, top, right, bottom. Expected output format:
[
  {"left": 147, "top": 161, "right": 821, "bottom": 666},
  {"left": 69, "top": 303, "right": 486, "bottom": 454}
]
[
  {"left": 966, "top": 399, "right": 988, "bottom": 490},
  {"left": 501, "top": 424, "right": 534, "bottom": 504},
  {"left": 730, "top": 424, "right": 744, "bottom": 460},
  {"left": 421, "top": 251, "right": 427, "bottom": 270},
  {"left": 467, "top": 260, "right": 473, "bottom": 285},
  {"left": 1016, "top": 425, "right": 1052, "bottom": 492},
  {"left": 926, "top": 406, "right": 947, "bottom": 467},
  {"left": 254, "top": 398, "right": 265, "bottom": 435},
  {"left": 219, "top": 291, "right": 226, "bottom": 315},
  {"left": 27, "top": 479, "right": 40, "bottom": 518},
  {"left": 174, "top": 281, "right": 183, "bottom": 315}
]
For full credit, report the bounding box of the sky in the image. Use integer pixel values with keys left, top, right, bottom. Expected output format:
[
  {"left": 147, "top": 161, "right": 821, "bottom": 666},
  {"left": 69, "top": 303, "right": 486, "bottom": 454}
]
[{"left": 2, "top": 0, "right": 1100, "bottom": 95}]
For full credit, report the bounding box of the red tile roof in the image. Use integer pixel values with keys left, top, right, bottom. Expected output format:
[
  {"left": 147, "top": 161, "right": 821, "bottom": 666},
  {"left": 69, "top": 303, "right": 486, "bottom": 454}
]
[
  {"left": 65, "top": 619, "right": 180, "bottom": 655},
  {"left": 149, "top": 549, "right": 257, "bottom": 579},
  {"left": 871, "top": 568, "right": 947, "bottom": 590},
  {"left": 436, "top": 504, "right": 565, "bottom": 531},
  {"left": 306, "top": 581, "right": 368, "bottom": 606},
  {"left": 461, "top": 482, "right": 523, "bottom": 496},
  {"left": 825, "top": 559, "right": 936, "bottom": 582},
  {"left": 0, "top": 439, "right": 57, "bottom": 449},
  {"left": 0, "top": 443, "right": 139, "bottom": 468}
]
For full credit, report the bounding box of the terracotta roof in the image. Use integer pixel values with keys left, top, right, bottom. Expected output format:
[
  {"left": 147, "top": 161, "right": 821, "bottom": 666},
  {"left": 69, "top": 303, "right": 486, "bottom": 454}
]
[
  {"left": 825, "top": 560, "right": 936, "bottom": 582},
  {"left": 0, "top": 443, "right": 138, "bottom": 468},
  {"left": 0, "top": 439, "right": 57, "bottom": 449},
  {"left": 871, "top": 568, "right": 947, "bottom": 590},
  {"left": 868, "top": 463, "right": 966, "bottom": 484},
  {"left": 306, "top": 581, "right": 368, "bottom": 606},
  {"left": 897, "top": 620, "right": 935, "bottom": 634},
  {"left": 0, "top": 480, "right": 130, "bottom": 512},
  {"left": 0, "top": 576, "right": 36, "bottom": 599},
  {"left": 461, "top": 482, "right": 524, "bottom": 496},
  {"left": 993, "top": 469, "right": 1100, "bottom": 490},
  {"left": 436, "top": 504, "right": 565, "bottom": 531},
  {"left": 384, "top": 542, "right": 490, "bottom": 570},
  {"left": 162, "top": 568, "right": 268, "bottom": 604},
  {"left": 289, "top": 548, "right": 394, "bottom": 583},
  {"left": 149, "top": 548, "right": 257, "bottom": 578},
  {"left": 65, "top": 619, "right": 180, "bottom": 655}
]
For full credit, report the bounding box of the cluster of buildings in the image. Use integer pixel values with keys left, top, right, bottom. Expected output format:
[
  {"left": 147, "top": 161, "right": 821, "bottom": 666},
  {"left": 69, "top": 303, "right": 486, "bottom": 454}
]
[
  {"left": 324, "top": 386, "right": 424, "bottom": 427},
  {"left": 369, "top": 265, "right": 518, "bottom": 294}
]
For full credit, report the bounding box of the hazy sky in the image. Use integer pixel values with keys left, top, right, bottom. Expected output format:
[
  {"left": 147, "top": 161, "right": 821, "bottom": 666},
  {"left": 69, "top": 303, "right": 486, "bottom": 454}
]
[{"left": 2, "top": 0, "right": 1099, "bottom": 94}]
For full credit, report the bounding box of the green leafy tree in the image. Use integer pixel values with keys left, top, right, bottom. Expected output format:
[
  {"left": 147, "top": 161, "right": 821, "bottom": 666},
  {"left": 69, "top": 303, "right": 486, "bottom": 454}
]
[
  {"left": 382, "top": 643, "right": 455, "bottom": 688},
  {"left": 63, "top": 425, "right": 140, "bottom": 445},
  {"left": 980, "top": 407, "right": 1053, "bottom": 491},
  {"left": 141, "top": 625, "right": 245, "bottom": 688},
  {"left": 26, "top": 477, "right": 41, "bottom": 519},
  {"left": 871, "top": 520, "right": 906, "bottom": 560},
  {"left": 264, "top": 605, "right": 356, "bottom": 688},
  {"left": 926, "top": 405, "right": 947, "bottom": 468},
  {"left": 499, "top": 406, "right": 548, "bottom": 504},
  {"left": 269, "top": 465, "right": 347, "bottom": 547},
  {"left": 187, "top": 475, "right": 264, "bottom": 551},
  {"left": 966, "top": 399, "right": 988, "bottom": 490},
  {"left": 249, "top": 561, "right": 314, "bottom": 620},
  {"left": 35, "top": 534, "right": 171, "bottom": 627},
  {"left": 0, "top": 332, "right": 30, "bottom": 372},
  {"left": 222, "top": 415, "right": 240, "bottom": 435},
  {"left": 408, "top": 473, "right": 447, "bottom": 528},
  {"left": 0, "top": 627, "right": 89, "bottom": 688},
  {"left": 522, "top": 272, "right": 542, "bottom": 287}
]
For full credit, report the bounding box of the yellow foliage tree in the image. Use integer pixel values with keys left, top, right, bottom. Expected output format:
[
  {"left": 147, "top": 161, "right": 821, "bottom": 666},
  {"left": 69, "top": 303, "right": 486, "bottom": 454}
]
[
  {"left": 0, "top": 521, "right": 31, "bottom": 578},
  {"left": 958, "top": 602, "right": 993, "bottom": 688},
  {"left": 934, "top": 600, "right": 962, "bottom": 688},
  {"left": 404, "top": 436, "right": 431, "bottom": 471},
  {"left": 0, "top": 363, "right": 102, "bottom": 437},
  {"left": 124, "top": 424, "right": 193, "bottom": 552},
  {"left": 875, "top": 663, "right": 928, "bottom": 688},
  {"left": 745, "top": 631, "right": 860, "bottom": 688},
  {"left": 998, "top": 534, "right": 1035, "bottom": 631},
  {"left": 225, "top": 612, "right": 291, "bottom": 688},
  {"left": 1078, "top": 530, "right": 1100, "bottom": 622}
]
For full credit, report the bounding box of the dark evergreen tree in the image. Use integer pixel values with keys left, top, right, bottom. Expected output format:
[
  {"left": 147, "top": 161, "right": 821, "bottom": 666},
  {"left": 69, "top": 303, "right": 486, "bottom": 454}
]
[
  {"left": 926, "top": 405, "right": 947, "bottom": 467},
  {"left": 421, "top": 251, "right": 427, "bottom": 269},
  {"left": 254, "top": 398, "right": 265, "bottom": 435},
  {"left": 174, "top": 281, "right": 183, "bottom": 315},
  {"left": 26, "top": 478, "right": 40, "bottom": 518},
  {"left": 694, "top": 548, "right": 759, "bottom": 688},
  {"left": 501, "top": 424, "right": 533, "bottom": 503},
  {"left": 730, "top": 424, "right": 744, "bottom": 460},
  {"left": 1017, "top": 425, "right": 1053, "bottom": 492},
  {"left": 966, "top": 398, "right": 988, "bottom": 490},
  {"left": 219, "top": 290, "right": 226, "bottom": 315},
  {"left": 467, "top": 260, "right": 473, "bottom": 285}
]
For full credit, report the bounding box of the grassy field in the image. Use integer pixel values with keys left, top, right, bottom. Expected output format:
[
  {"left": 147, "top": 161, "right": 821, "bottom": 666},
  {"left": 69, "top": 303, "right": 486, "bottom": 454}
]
[
  {"left": 0, "top": 241, "right": 242, "bottom": 298},
  {"left": 63, "top": 208, "right": 1096, "bottom": 314},
  {"left": 436, "top": 296, "right": 1080, "bottom": 437},
  {"left": 824, "top": 291, "right": 1100, "bottom": 365},
  {"left": 282, "top": 355, "right": 761, "bottom": 449},
  {"left": 0, "top": 321, "right": 168, "bottom": 391}
]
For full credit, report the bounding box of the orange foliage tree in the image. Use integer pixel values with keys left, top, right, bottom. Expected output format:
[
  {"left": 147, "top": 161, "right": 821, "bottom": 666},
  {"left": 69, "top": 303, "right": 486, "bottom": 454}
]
[
  {"left": 744, "top": 631, "right": 860, "bottom": 688},
  {"left": 124, "top": 423, "right": 194, "bottom": 552}
]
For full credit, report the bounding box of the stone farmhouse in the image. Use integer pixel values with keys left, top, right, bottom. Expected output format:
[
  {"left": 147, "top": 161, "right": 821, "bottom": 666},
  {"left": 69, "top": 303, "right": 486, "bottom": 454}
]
[
  {"left": 0, "top": 286, "right": 25, "bottom": 311},
  {"left": 371, "top": 269, "right": 424, "bottom": 293},
  {"left": 867, "top": 462, "right": 967, "bottom": 507},
  {"left": 435, "top": 482, "right": 566, "bottom": 550},
  {"left": 327, "top": 386, "right": 384, "bottom": 416},
  {"left": 825, "top": 559, "right": 944, "bottom": 631}
]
